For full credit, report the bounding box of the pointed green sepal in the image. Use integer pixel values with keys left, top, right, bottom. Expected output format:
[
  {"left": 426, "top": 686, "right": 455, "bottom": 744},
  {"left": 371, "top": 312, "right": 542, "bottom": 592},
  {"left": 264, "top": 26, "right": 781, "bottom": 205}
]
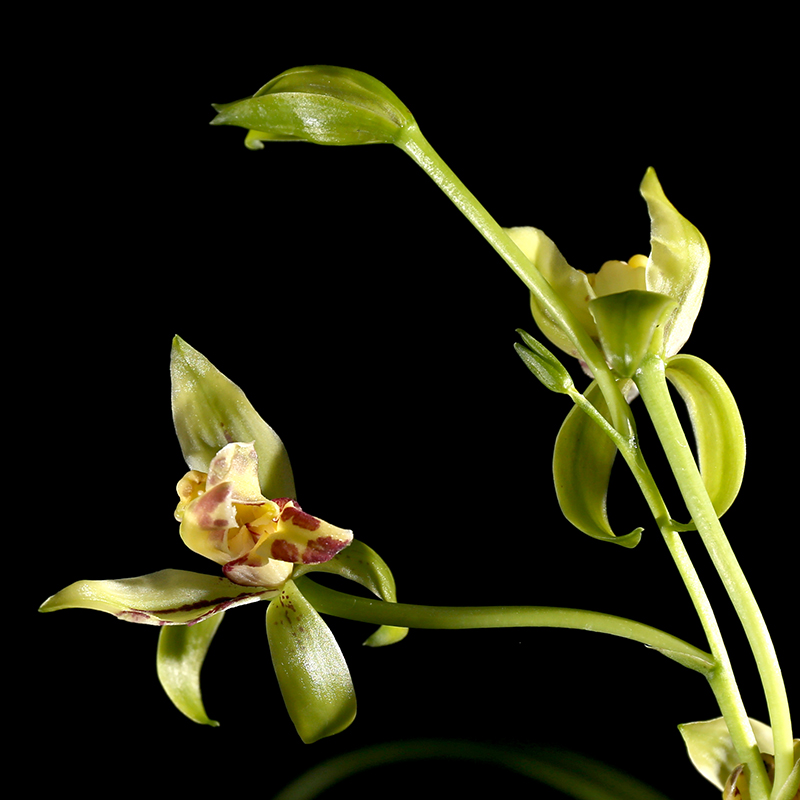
[
  {"left": 665, "top": 354, "right": 745, "bottom": 517},
  {"left": 157, "top": 613, "right": 224, "bottom": 726},
  {"left": 211, "top": 66, "right": 415, "bottom": 148},
  {"left": 640, "top": 168, "right": 710, "bottom": 358},
  {"left": 39, "top": 569, "right": 275, "bottom": 625},
  {"left": 589, "top": 290, "right": 677, "bottom": 377},
  {"left": 267, "top": 580, "right": 356, "bottom": 743},
  {"left": 554, "top": 381, "right": 642, "bottom": 547},
  {"left": 514, "top": 329, "right": 574, "bottom": 394},
  {"left": 679, "top": 716, "right": 774, "bottom": 791},
  {"left": 171, "top": 336, "right": 295, "bottom": 499},
  {"left": 296, "top": 539, "right": 408, "bottom": 646}
]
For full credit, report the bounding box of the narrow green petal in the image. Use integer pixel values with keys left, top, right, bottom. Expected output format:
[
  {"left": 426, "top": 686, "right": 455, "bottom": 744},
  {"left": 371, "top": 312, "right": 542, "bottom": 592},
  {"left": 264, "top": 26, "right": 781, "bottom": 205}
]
[
  {"left": 171, "top": 336, "right": 296, "bottom": 499},
  {"left": 295, "top": 539, "right": 409, "bottom": 646},
  {"left": 553, "top": 382, "right": 642, "bottom": 547},
  {"left": 640, "top": 168, "right": 710, "bottom": 358},
  {"left": 157, "top": 613, "right": 224, "bottom": 726},
  {"left": 267, "top": 580, "right": 356, "bottom": 743},
  {"left": 39, "top": 569, "right": 275, "bottom": 625},
  {"left": 514, "top": 329, "right": 574, "bottom": 394},
  {"left": 666, "top": 354, "right": 746, "bottom": 517}
]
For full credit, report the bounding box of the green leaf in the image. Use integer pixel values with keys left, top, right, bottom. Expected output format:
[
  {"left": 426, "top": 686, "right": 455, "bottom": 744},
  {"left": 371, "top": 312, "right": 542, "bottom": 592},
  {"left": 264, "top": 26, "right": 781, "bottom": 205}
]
[
  {"left": 157, "top": 613, "right": 224, "bottom": 726},
  {"left": 171, "top": 336, "right": 296, "bottom": 499},
  {"left": 553, "top": 382, "right": 642, "bottom": 547},
  {"left": 211, "top": 65, "right": 414, "bottom": 147},
  {"left": 39, "top": 569, "right": 275, "bottom": 625},
  {"left": 514, "top": 329, "right": 574, "bottom": 394},
  {"left": 665, "top": 354, "right": 745, "bottom": 517},
  {"left": 296, "top": 539, "right": 408, "bottom": 646},
  {"left": 267, "top": 580, "right": 356, "bottom": 743},
  {"left": 679, "top": 716, "right": 774, "bottom": 790}
]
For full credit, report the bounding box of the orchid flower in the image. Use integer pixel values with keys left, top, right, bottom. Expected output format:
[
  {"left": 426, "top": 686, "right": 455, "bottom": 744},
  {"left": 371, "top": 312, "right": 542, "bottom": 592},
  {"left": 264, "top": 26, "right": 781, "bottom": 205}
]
[
  {"left": 507, "top": 168, "right": 709, "bottom": 378},
  {"left": 40, "top": 337, "right": 406, "bottom": 742}
]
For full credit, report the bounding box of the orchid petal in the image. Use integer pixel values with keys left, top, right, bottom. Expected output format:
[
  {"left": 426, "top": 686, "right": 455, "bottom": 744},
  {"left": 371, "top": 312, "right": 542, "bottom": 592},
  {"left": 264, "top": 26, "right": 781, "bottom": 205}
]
[
  {"left": 157, "top": 613, "right": 224, "bottom": 726},
  {"left": 641, "top": 168, "right": 710, "bottom": 358},
  {"left": 553, "top": 381, "right": 642, "bottom": 547},
  {"left": 679, "top": 716, "right": 774, "bottom": 790},
  {"left": 267, "top": 580, "right": 356, "bottom": 743},
  {"left": 171, "top": 336, "right": 295, "bottom": 499},
  {"left": 666, "top": 354, "right": 746, "bottom": 518},
  {"left": 39, "top": 569, "right": 275, "bottom": 625},
  {"left": 296, "top": 539, "right": 409, "bottom": 646}
]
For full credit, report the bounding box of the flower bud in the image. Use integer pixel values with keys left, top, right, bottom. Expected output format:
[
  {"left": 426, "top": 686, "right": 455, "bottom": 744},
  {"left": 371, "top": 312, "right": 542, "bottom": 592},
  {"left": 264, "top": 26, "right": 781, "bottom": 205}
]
[{"left": 210, "top": 65, "right": 415, "bottom": 148}]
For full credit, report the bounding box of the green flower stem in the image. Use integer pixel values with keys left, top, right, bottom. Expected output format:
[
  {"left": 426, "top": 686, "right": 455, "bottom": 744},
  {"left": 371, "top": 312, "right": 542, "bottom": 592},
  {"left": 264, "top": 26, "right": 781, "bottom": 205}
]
[
  {"left": 294, "top": 576, "right": 713, "bottom": 674},
  {"left": 635, "top": 353, "right": 793, "bottom": 799},
  {"left": 571, "top": 384, "right": 771, "bottom": 795},
  {"left": 394, "top": 125, "right": 632, "bottom": 439}
]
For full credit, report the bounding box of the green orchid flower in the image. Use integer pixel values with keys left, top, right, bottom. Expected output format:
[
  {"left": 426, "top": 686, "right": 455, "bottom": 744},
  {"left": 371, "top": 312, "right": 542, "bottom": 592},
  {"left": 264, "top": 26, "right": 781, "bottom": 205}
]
[
  {"left": 506, "top": 168, "right": 709, "bottom": 377},
  {"left": 40, "top": 337, "right": 406, "bottom": 742}
]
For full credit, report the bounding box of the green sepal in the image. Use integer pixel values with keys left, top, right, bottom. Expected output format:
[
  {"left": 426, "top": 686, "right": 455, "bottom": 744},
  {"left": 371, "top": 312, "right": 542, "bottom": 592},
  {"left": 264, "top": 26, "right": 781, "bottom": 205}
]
[
  {"left": 211, "top": 65, "right": 414, "bottom": 148},
  {"left": 157, "top": 613, "right": 224, "bottom": 726},
  {"left": 296, "top": 539, "right": 408, "bottom": 646},
  {"left": 39, "top": 569, "right": 275, "bottom": 625},
  {"left": 267, "top": 580, "right": 356, "bottom": 743},
  {"left": 588, "top": 290, "right": 677, "bottom": 377},
  {"left": 554, "top": 381, "right": 642, "bottom": 547},
  {"left": 171, "top": 336, "right": 295, "bottom": 499},
  {"left": 665, "top": 354, "right": 745, "bottom": 517},
  {"left": 678, "top": 716, "right": 774, "bottom": 791},
  {"left": 640, "top": 168, "right": 710, "bottom": 358},
  {"left": 514, "top": 329, "right": 574, "bottom": 394}
]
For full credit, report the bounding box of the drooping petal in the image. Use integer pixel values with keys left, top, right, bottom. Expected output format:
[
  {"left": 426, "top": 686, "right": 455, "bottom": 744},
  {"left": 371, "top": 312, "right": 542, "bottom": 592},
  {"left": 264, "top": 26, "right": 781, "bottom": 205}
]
[
  {"left": 553, "top": 381, "right": 642, "bottom": 547},
  {"left": 641, "top": 168, "right": 710, "bottom": 358},
  {"left": 157, "top": 613, "right": 224, "bottom": 725},
  {"left": 39, "top": 569, "right": 275, "bottom": 625},
  {"left": 267, "top": 580, "right": 356, "bottom": 743},
  {"left": 665, "top": 354, "right": 745, "bottom": 518}
]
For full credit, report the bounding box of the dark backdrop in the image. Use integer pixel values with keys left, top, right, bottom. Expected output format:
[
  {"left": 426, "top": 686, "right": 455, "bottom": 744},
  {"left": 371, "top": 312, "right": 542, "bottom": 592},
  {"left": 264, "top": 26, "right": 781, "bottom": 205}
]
[{"left": 23, "top": 15, "right": 793, "bottom": 800}]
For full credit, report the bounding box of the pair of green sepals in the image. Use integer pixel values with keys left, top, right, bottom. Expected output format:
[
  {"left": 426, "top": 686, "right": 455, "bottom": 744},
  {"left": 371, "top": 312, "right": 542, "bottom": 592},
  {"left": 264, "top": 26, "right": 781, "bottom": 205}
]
[{"left": 515, "top": 326, "right": 745, "bottom": 547}]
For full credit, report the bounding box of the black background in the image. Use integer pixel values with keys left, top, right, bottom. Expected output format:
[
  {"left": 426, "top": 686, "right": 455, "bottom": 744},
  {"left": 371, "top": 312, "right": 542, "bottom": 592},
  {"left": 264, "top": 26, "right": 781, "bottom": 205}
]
[{"left": 22, "top": 12, "right": 794, "bottom": 799}]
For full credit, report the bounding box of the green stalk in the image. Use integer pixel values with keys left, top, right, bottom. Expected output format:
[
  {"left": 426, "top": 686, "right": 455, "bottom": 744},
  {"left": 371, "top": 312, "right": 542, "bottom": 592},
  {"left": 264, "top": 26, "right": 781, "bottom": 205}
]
[
  {"left": 295, "top": 576, "right": 713, "bottom": 674},
  {"left": 394, "top": 125, "right": 632, "bottom": 439},
  {"left": 571, "top": 386, "right": 771, "bottom": 796},
  {"left": 635, "top": 353, "right": 793, "bottom": 799}
]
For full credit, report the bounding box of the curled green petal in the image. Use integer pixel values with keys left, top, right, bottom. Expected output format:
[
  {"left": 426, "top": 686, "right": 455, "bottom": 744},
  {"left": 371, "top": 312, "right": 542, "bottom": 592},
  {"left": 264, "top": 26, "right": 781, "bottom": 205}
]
[
  {"left": 39, "top": 569, "right": 274, "bottom": 625},
  {"left": 297, "top": 539, "right": 409, "bottom": 646},
  {"left": 171, "top": 336, "right": 295, "bottom": 499},
  {"left": 554, "top": 382, "right": 642, "bottom": 547},
  {"left": 211, "top": 65, "right": 414, "bottom": 147},
  {"left": 267, "top": 580, "right": 356, "bottom": 743},
  {"left": 157, "top": 613, "right": 223, "bottom": 726},
  {"left": 588, "top": 290, "right": 676, "bottom": 377},
  {"left": 665, "top": 354, "right": 745, "bottom": 517},
  {"left": 641, "top": 168, "right": 710, "bottom": 357}
]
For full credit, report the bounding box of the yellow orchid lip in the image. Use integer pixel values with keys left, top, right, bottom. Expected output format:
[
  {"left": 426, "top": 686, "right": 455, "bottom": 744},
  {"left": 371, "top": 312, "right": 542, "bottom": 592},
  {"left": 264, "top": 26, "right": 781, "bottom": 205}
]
[{"left": 176, "top": 442, "right": 353, "bottom": 587}]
